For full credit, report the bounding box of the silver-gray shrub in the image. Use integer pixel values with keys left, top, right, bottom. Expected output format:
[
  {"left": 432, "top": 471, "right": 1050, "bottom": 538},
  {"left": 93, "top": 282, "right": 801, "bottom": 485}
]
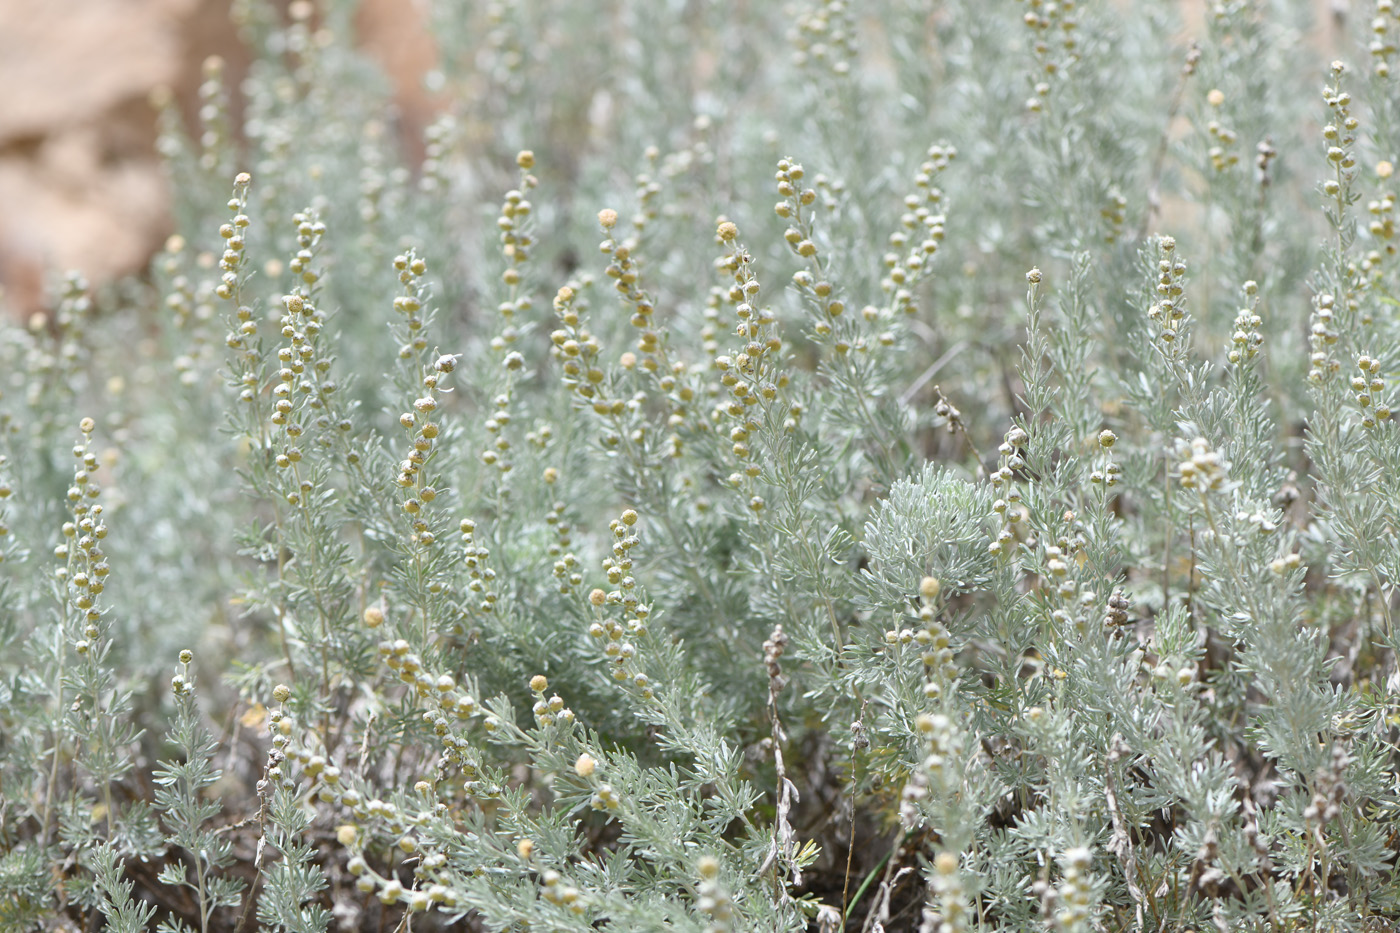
[{"left": 2, "top": 1, "right": 1400, "bottom": 931}]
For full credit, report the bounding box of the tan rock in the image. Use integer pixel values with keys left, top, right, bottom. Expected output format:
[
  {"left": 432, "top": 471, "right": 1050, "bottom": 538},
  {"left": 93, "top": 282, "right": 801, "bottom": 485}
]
[
  {"left": 356, "top": 0, "right": 443, "bottom": 157},
  {"left": 0, "top": 0, "right": 446, "bottom": 318},
  {"left": 0, "top": 0, "right": 201, "bottom": 316},
  {"left": 0, "top": 0, "right": 194, "bottom": 143}
]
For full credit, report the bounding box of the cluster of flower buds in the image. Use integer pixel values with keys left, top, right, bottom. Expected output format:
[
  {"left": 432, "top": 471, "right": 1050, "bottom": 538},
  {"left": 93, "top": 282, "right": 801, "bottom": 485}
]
[
  {"left": 1352, "top": 354, "right": 1391, "bottom": 428},
  {"left": 900, "top": 711, "right": 958, "bottom": 827},
  {"left": 696, "top": 856, "right": 733, "bottom": 933},
  {"left": 395, "top": 345, "right": 457, "bottom": 552},
  {"left": 1033, "top": 847, "right": 1095, "bottom": 932},
  {"left": 540, "top": 869, "right": 586, "bottom": 914},
  {"left": 1322, "top": 62, "right": 1360, "bottom": 198},
  {"left": 527, "top": 675, "right": 575, "bottom": 728},
  {"left": 218, "top": 175, "right": 255, "bottom": 352},
  {"left": 925, "top": 851, "right": 970, "bottom": 933},
  {"left": 496, "top": 151, "right": 537, "bottom": 318},
  {"left": 587, "top": 510, "right": 655, "bottom": 694},
  {"left": 988, "top": 422, "right": 1031, "bottom": 558},
  {"left": 1228, "top": 281, "right": 1264, "bottom": 365},
  {"left": 1089, "top": 429, "right": 1121, "bottom": 488},
  {"left": 882, "top": 144, "right": 954, "bottom": 316},
  {"left": 1177, "top": 437, "right": 1227, "bottom": 491},
  {"left": 375, "top": 640, "right": 488, "bottom": 776},
  {"left": 590, "top": 509, "right": 655, "bottom": 675},
  {"left": 551, "top": 548, "right": 583, "bottom": 594},
  {"left": 599, "top": 195, "right": 663, "bottom": 365},
  {"left": 886, "top": 577, "right": 956, "bottom": 700},
  {"left": 1104, "top": 589, "right": 1130, "bottom": 628},
  {"left": 1020, "top": 0, "right": 1083, "bottom": 111},
  {"left": 1205, "top": 104, "right": 1241, "bottom": 174},
  {"left": 549, "top": 282, "right": 611, "bottom": 410},
  {"left": 458, "top": 518, "right": 498, "bottom": 614},
  {"left": 1307, "top": 293, "right": 1341, "bottom": 384},
  {"left": 391, "top": 250, "right": 431, "bottom": 357},
  {"left": 1145, "top": 236, "right": 1188, "bottom": 346},
  {"left": 170, "top": 649, "right": 195, "bottom": 697},
  {"left": 58, "top": 419, "right": 110, "bottom": 654},
  {"left": 715, "top": 218, "right": 784, "bottom": 403}
]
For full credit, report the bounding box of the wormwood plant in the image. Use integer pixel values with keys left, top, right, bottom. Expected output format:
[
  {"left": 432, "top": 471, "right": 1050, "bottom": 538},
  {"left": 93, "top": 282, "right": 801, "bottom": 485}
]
[{"left": 4, "top": 0, "right": 1400, "bottom": 930}]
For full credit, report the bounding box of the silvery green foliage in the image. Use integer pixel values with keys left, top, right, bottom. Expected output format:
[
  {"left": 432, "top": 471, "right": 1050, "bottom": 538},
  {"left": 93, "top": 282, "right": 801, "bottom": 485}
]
[
  {"left": 152, "top": 672, "right": 247, "bottom": 933},
  {"left": 2, "top": 0, "right": 1400, "bottom": 931},
  {"left": 861, "top": 465, "right": 995, "bottom": 605},
  {"left": 89, "top": 844, "right": 159, "bottom": 933}
]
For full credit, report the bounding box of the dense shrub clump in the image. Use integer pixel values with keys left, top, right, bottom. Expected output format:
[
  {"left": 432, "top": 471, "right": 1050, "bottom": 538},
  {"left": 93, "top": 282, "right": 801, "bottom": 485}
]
[{"left": 4, "top": 0, "right": 1400, "bottom": 930}]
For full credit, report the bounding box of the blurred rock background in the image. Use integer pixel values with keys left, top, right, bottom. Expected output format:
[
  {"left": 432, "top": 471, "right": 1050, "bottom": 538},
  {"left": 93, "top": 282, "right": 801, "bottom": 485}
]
[{"left": 0, "top": 0, "right": 438, "bottom": 319}]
